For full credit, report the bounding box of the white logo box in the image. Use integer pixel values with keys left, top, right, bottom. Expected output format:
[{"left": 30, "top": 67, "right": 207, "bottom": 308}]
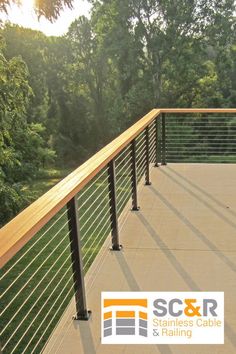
[{"left": 101, "top": 291, "right": 224, "bottom": 344}]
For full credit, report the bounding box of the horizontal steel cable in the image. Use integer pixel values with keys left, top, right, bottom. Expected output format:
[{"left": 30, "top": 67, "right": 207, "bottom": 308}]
[
  {"left": 166, "top": 142, "right": 236, "bottom": 145},
  {"left": 149, "top": 139, "right": 156, "bottom": 153},
  {"left": 12, "top": 271, "right": 75, "bottom": 354},
  {"left": 116, "top": 170, "right": 131, "bottom": 189},
  {"left": 79, "top": 183, "right": 110, "bottom": 221},
  {"left": 136, "top": 147, "right": 146, "bottom": 163},
  {"left": 135, "top": 136, "right": 146, "bottom": 149},
  {"left": 115, "top": 155, "right": 130, "bottom": 171},
  {"left": 116, "top": 175, "right": 131, "bottom": 192},
  {"left": 1, "top": 242, "right": 73, "bottom": 343},
  {"left": 0, "top": 227, "right": 71, "bottom": 318},
  {"left": 115, "top": 156, "right": 132, "bottom": 177},
  {"left": 24, "top": 281, "right": 75, "bottom": 354},
  {"left": 80, "top": 192, "right": 110, "bottom": 231},
  {"left": 116, "top": 179, "right": 132, "bottom": 202},
  {"left": 149, "top": 128, "right": 156, "bottom": 140},
  {"left": 149, "top": 130, "right": 156, "bottom": 143},
  {"left": 117, "top": 190, "right": 131, "bottom": 209},
  {"left": 136, "top": 137, "right": 147, "bottom": 151},
  {"left": 150, "top": 149, "right": 156, "bottom": 162},
  {"left": 0, "top": 218, "right": 70, "bottom": 302},
  {"left": 135, "top": 138, "right": 146, "bottom": 155},
  {"left": 166, "top": 133, "right": 236, "bottom": 135},
  {"left": 136, "top": 149, "right": 146, "bottom": 166},
  {"left": 117, "top": 169, "right": 131, "bottom": 185},
  {"left": 81, "top": 207, "right": 111, "bottom": 248},
  {"left": 137, "top": 159, "right": 147, "bottom": 179},
  {"left": 82, "top": 222, "right": 111, "bottom": 264},
  {"left": 166, "top": 116, "right": 235, "bottom": 119},
  {"left": 117, "top": 193, "right": 131, "bottom": 215},
  {"left": 0, "top": 208, "right": 68, "bottom": 281},
  {"left": 77, "top": 168, "right": 108, "bottom": 201},
  {"left": 136, "top": 141, "right": 146, "bottom": 157},
  {"left": 115, "top": 144, "right": 131, "bottom": 164},
  {"left": 136, "top": 132, "right": 146, "bottom": 143},
  {"left": 166, "top": 124, "right": 236, "bottom": 126},
  {"left": 115, "top": 148, "right": 132, "bottom": 169},
  {"left": 166, "top": 148, "right": 236, "bottom": 151},
  {"left": 166, "top": 153, "right": 236, "bottom": 156},
  {"left": 78, "top": 175, "right": 109, "bottom": 210},
  {"left": 83, "top": 225, "right": 111, "bottom": 270},
  {"left": 80, "top": 204, "right": 111, "bottom": 242},
  {"left": 139, "top": 160, "right": 147, "bottom": 176},
  {"left": 117, "top": 184, "right": 132, "bottom": 210},
  {"left": 116, "top": 167, "right": 131, "bottom": 186},
  {"left": 150, "top": 140, "right": 156, "bottom": 153}
]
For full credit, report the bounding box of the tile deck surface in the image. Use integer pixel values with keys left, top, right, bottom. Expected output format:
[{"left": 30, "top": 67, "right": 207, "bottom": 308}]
[{"left": 44, "top": 163, "right": 236, "bottom": 354}]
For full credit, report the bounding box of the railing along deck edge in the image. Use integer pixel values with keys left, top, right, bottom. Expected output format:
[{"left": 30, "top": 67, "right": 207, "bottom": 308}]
[
  {"left": 1, "top": 108, "right": 236, "bottom": 267},
  {"left": 160, "top": 108, "right": 236, "bottom": 114},
  {"left": 0, "top": 108, "right": 161, "bottom": 267}
]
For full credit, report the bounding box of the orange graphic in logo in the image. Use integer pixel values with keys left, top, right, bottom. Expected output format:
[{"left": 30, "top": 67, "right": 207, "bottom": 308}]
[{"left": 103, "top": 299, "right": 148, "bottom": 337}]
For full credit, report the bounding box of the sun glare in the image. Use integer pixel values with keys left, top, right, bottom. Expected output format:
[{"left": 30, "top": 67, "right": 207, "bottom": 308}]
[
  {"left": 0, "top": 0, "right": 91, "bottom": 36},
  {"left": 21, "top": 0, "right": 35, "bottom": 9}
]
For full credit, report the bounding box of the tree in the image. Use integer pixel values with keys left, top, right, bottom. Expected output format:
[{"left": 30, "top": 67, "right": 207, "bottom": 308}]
[
  {"left": 0, "top": 0, "right": 73, "bottom": 20},
  {"left": 1, "top": 0, "right": 236, "bottom": 225},
  {"left": 0, "top": 36, "right": 55, "bottom": 226}
]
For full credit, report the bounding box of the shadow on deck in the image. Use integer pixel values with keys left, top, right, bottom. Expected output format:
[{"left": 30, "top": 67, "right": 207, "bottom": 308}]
[{"left": 44, "top": 163, "right": 236, "bottom": 354}]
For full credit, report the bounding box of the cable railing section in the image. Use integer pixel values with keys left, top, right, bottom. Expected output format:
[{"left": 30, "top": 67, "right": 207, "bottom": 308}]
[
  {"left": 78, "top": 167, "right": 111, "bottom": 272},
  {"left": 0, "top": 108, "right": 160, "bottom": 354},
  {"left": 0, "top": 208, "right": 74, "bottom": 354},
  {"left": 165, "top": 114, "right": 236, "bottom": 163},
  {"left": 1, "top": 108, "right": 236, "bottom": 353}
]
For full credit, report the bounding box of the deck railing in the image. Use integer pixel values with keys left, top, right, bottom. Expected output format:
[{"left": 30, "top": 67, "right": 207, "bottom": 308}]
[{"left": 0, "top": 108, "right": 236, "bottom": 353}]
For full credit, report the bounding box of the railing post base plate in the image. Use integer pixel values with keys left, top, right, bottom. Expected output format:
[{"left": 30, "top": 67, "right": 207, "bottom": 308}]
[
  {"left": 73, "top": 310, "right": 92, "bottom": 321},
  {"left": 131, "top": 206, "right": 140, "bottom": 211},
  {"left": 110, "top": 244, "right": 123, "bottom": 251},
  {"left": 145, "top": 182, "right": 152, "bottom": 186}
]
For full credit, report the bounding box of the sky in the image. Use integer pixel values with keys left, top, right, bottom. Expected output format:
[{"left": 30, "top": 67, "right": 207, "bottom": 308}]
[{"left": 0, "top": 0, "right": 91, "bottom": 36}]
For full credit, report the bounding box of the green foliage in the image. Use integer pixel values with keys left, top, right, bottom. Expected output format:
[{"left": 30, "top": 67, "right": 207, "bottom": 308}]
[
  {"left": 0, "top": 2, "right": 236, "bottom": 352},
  {"left": 0, "top": 35, "right": 55, "bottom": 226},
  {"left": 0, "top": 0, "right": 236, "bottom": 225}
]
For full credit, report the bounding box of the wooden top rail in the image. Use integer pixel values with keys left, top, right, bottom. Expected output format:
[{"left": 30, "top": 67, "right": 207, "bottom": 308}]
[
  {"left": 0, "top": 109, "right": 160, "bottom": 267},
  {"left": 161, "top": 108, "right": 236, "bottom": 114},
  {"left": 1, "top": 107, "right": 236, "bottom": 267}
]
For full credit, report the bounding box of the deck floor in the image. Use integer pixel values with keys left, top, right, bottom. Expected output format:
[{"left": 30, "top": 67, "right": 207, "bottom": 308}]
[{"left": 44, "top": 163, "right": 236, "bottom": 354}]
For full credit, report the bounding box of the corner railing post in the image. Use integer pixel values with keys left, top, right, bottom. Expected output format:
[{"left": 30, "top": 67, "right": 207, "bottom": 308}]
[
  {"left": 161, "top": 113, "right": 167, "bottom": 165},
  {"left": 67, "top": 196, "right": 91, "bottom": 320},
  {"left": 131, "top": 140, "right": 140, "bottom": 211},
  {"left": 154, "top": 117, "right": 159, "bottom": 167},
  {"left": 145, "top": 126, "right": 151, "bottom": 185},
  {"left": 108, "top": 160, "right": 122, "bottom": 250}
]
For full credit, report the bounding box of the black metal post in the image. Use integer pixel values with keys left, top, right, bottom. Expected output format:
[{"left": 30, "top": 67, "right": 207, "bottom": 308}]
[
  {"left": 145, "top": 126, "right": 151, "bottom": 185},
  {"left": 108, "top": 160, "right": 122, "bottom": 250},
  {"left": 154, "top": 117, "right": 159, "bottom": 167},
  {"left": 162, "top": 113, "right": 167, "bottom": 165},
  {"left": 67, "top": 197, "right": 91, "bottom": 320},
  {"left": 131, "top": 140, "right": 140, "bottom": 211}
]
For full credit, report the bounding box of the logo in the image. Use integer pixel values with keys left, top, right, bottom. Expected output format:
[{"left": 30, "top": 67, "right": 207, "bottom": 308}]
[
  {"left": 103, "top": 298, "right": 148, "bottom": 339},
  {"left": 101, "top": 292, "right": 224, "bottom": 344}
]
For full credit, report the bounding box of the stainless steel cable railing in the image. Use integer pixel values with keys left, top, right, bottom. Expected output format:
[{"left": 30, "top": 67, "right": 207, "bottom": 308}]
[
  {"left": 164, "top": 114, "right": 236, "bottom": 163},
  {"left": 0, "top": 209, "right": 74, "bottom": 354},
  {"left": 1, "top": 108, "right": 236, "bottom": 353}
]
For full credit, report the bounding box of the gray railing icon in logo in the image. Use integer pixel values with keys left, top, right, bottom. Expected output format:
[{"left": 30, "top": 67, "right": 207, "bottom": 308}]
[{"left": 103, "top": 299, "right": 148, "bottom": 337}]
